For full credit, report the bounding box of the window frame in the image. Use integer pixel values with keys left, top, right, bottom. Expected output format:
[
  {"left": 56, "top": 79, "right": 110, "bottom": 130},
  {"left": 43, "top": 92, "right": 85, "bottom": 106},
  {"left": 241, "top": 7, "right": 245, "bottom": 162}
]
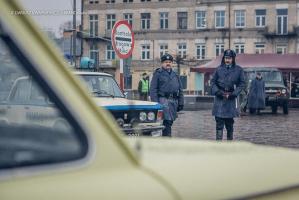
[
  {"left": 177, "top": 12, "right": 188, "bottom": 30},
  {"left": 215, "top": 10, "right": 225, "bottom": 28},
  {"left": 196, "top": 44, "right": 206, "bottom": 60},
  {"left": 235, "top": 10, "right": 246, "bottom": 28},
  {"left": 141, "top": 13, "right": 151, "bottom": 30},
  {"left": 89, "top": 14, "right": 98, "bottom": 37},
  {"left": 141, "top": 44, "right": 150, "bottom": 60},
  {"left": 255, "top": 9, "right": 266, "bottom": 27},
  {"left": 159, "top": 12, "right": 169, "bottom": 29},
  {"left": 196, "top": 11, "right": 206, "bottom": 29}
]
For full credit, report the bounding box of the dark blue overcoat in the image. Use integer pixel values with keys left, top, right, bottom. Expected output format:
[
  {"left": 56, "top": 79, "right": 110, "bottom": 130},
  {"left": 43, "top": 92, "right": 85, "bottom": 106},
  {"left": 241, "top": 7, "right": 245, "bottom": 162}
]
[
  {"left": 211, "top": 63, "right": 245, "bottom": 118},
  {"left": 150, "top": 68, "right": 184, "bottom": 121},
  {"left": 247, "top": 78, "right": 266, "bottom": 109}
]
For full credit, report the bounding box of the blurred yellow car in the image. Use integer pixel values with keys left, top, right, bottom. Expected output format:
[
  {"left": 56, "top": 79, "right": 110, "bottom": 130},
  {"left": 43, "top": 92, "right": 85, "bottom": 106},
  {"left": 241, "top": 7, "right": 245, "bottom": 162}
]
[{"left": 2, "top": 1, "right": 299, "bottom": 200}]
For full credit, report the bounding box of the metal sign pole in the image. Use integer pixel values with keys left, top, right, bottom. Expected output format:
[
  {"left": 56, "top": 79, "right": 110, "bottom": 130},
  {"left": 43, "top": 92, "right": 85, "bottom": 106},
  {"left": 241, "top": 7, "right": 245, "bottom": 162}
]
[{"left": 120, "top": 58, "right": 124, "bottom": 91}]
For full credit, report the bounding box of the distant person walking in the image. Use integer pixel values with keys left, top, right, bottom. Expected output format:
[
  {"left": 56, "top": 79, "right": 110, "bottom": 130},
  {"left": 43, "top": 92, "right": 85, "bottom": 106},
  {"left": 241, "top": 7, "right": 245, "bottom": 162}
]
[
  {"left": 138, "top": 72, "right": 149, "bottom": 101},
  {"left": 248, "top": 72, "right": 265, "bottom": 114},
  {"left": 211, "top": 49, "right": 245, "bottom": 140}
]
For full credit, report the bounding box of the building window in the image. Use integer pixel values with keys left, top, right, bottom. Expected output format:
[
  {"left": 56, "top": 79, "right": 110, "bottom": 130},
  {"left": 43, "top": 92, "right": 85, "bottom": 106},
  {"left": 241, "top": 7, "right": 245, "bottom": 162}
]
[
  {"left": 235, "top": 10, "right": 245, "bottom": 28},
  {"left": 177, "top": 12, "right": 188, "bottom": 30},
  {"left": 177, "top": 43, "right": 187, "bottom": 59},
  {"left": 105, "top": 0, "right": 115, "bottom": 3},
  {"left": 141, "top": 0, "right": 151, "bottom": 1},
  {"left": 277, "top": 9, "right": 288, "bottom": 35},
  {"left": 89, "top": 0, "right": 99, "bottom": 4},
  {"left": 106, "top": 14, "right": 116, "bottom": 30},
  {"left": 124, "top": 13, "right": 133, "bottom": 26},
  {"left": 159, "top": 44, "right": 168, "bottom": 58},
  {"left": 106, "top": 44, "right": 115, "bottom": 60},
  {"left": 255, "top": 44, "right": 265, "bottom": 54},
  {"left": 141, "top": 45, "right": 150, "bottom": 60},
  {"left": 141, "top": 13, "right": 151, "bottom": 30},
  {"left": 255, "top": 9, "right": 266, "bottom": 27},
  {"left": 196, "top": 44, "right": 206, "bottom": 60},
  {"left": 123, "top": 0, "right": 133, "bottom": 2},
  {"left": 234, "top": 44, "right": 245, "bottom": 54},
  {"left": 90, "top": 43, "right": 99, "bottom": 67},
  {"left": 159, "top": 0, "right": 169, "bottom": 1},
  {"left": 276, "top": 44, "right": 287, "bottom": 54},
  {"left": 215, "top": 44, "right": 224, "bottom": 56},
  {"left": 89, "top": 15, "right": 98, "bottom": 37},
  {"left": 215, "top": 10, "right": 225, "bottom": 28},
  {"left": 160, "top": 12, "right": 168, "bottom": 29},
  {"left": 196, "top": 11, "right": 206, "bottom": 29}
]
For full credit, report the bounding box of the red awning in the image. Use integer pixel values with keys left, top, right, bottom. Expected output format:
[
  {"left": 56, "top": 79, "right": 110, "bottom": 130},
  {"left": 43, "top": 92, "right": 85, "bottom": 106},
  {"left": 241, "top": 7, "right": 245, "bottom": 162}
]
[{"left": 191, "top": 54, "right": 299, "bottom": 73}]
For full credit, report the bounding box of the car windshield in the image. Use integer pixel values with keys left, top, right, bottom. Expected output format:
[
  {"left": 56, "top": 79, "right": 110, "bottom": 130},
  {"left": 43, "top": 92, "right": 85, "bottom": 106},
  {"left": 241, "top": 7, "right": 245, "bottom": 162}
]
[
  {"left": 79, "top": 75, "right": 124, "bottom": 98},
  {"left": 246, "top": 71, "right": 283, "bottom": 83}
]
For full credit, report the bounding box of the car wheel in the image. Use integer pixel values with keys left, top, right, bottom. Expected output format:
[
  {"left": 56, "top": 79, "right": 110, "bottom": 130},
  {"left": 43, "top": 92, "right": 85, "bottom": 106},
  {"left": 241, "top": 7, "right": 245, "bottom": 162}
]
[
  {"left": 271, "top": 106, "right": 278, "bottom": 114},
  {"left": 249, "top": 108, "right": 256, "bottom": 114},
  {"left": 283, "top": 103, "right": 289, "bottom": 115}
]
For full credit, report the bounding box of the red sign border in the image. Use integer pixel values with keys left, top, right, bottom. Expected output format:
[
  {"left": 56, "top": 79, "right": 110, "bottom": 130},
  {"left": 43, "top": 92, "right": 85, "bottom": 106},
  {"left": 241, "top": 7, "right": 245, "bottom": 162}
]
[{"left": 111, "top": 20, "right": 134, "bottom": 59}]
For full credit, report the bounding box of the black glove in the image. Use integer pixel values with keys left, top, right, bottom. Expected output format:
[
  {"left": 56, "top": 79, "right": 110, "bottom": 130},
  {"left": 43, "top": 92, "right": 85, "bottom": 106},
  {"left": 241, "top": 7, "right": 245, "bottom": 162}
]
[
  {"left": 215, "top": 91, "right": 224, "bottom": 99},
  {"left": 177, "top": 105, "right": 184, "bottom": 112},
  {"left": 228, "top": 94, "right": 237, "bottom": 100}
]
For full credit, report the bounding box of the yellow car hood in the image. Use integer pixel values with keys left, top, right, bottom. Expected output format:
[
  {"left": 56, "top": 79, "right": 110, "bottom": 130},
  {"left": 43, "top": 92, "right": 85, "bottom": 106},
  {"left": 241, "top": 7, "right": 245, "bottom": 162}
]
[{"left": 126, "top": 137, "right": 299, "bottom": 199}]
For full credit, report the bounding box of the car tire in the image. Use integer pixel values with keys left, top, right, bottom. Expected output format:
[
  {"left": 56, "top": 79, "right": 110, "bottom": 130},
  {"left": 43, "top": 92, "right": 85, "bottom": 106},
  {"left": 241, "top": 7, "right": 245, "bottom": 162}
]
[
  {"left": 249, "top": 108, "right": 256, "bottom": 114},
  {"left": 271, "top": 106, "right": 278, "bottom": 114},
  {"left": 283, "top": 103, "right": 289, "bottom": 115}
]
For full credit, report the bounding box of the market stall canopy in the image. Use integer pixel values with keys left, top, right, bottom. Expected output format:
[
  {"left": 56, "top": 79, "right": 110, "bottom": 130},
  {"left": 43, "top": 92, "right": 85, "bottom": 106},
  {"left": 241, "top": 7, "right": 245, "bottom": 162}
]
[{"left": 191, "top": 54, "right": 299, "bottom": 73}]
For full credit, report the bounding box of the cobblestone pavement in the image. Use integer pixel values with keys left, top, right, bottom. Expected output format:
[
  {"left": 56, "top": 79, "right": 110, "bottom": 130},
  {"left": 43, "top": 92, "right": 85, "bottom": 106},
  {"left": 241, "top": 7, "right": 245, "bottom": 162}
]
[{"left": 172, "top": 108, "right": 299, "bottom": 149}]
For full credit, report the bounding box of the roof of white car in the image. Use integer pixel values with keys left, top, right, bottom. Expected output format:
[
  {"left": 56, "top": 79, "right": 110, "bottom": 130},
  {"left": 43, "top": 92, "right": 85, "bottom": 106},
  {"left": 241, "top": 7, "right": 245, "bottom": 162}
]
[{"left": 73, "top": 71, "right": 112, "bottom": 77}]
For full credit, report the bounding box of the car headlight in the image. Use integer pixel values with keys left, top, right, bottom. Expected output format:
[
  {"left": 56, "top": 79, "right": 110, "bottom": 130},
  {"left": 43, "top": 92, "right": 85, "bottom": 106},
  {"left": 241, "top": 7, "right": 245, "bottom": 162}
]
[
  {"left": 281, "top": 89, "right": 286, "bottom": 94},
  {"left": 147, "top": 112, "right": 155, "bottom": 121},
  {"left": 139, "top": 112, "right": 147, "bottom": 122}
]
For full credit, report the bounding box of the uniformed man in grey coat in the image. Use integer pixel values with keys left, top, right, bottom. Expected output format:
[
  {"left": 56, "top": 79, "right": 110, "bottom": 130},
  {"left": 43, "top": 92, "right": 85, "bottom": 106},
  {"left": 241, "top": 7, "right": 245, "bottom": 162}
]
[
  {"left": 150, "top": 53, "right": 184, "bottom": 137},
  {"left": 211, "top": 49, "right": 245, "bottom": 140}
]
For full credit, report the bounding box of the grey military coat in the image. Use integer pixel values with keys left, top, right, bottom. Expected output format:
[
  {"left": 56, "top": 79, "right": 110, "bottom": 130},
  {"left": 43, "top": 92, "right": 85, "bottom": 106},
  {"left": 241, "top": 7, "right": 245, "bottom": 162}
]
[
  {"left": 211, "top": 64, "right": 245, "bottom": 118},
  {"left": 150, "top": 68, "right": 184, "bottom": 121},
  {"left": 248, "top": 78, "right": 266, "bottom": 109}
]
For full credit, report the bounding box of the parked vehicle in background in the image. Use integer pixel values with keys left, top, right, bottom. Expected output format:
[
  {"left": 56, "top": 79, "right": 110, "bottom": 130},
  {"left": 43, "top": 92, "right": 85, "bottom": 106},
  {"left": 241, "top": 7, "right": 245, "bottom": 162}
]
[
  {"left": 0, "top": 72, "right": 164, "bottom": 136},
  {"left": 74, "top": 71, "right": 164, "bottom": 136},
  {"left": 240, "top": 68, "right": 289, "bottom": 114}
]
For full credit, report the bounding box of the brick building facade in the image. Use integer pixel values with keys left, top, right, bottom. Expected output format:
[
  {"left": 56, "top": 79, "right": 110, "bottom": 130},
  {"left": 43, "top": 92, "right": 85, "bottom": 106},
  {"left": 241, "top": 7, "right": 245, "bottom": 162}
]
[{"left": 81, "top": 0, "right": 299, "bottom": 95}]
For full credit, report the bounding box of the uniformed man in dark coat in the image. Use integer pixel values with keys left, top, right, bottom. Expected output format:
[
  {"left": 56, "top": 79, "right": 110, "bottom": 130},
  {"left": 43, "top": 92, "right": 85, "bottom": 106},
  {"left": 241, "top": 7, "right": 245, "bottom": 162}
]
[
  {"left": 211, "top": 49, "right": 245, "bottom": 140},
  {"left": 247, "top": 72, "right": 265, "bottom": 114},
  {"left": 150, "top": 53, "right": 184, "bottom": 137}
]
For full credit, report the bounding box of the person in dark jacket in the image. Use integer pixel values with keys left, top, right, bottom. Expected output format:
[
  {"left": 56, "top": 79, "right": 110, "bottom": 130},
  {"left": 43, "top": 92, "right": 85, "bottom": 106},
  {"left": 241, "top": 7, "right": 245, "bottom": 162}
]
[
  {"left": 211, "top": 49, "right": 245, "bottom": 140},
  {"left": 138, "top": 72, "right": 149, "bottom": 101},
  {"left": 247, "top": 72, "right": 266, "bottom": 114},
  {"left": 150, "top": 53, "right": 184, "bottom": 137}
]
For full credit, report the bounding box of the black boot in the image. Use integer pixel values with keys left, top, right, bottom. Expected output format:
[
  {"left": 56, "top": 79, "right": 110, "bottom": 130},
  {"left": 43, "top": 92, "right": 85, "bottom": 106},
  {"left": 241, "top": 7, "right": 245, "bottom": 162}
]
[
  {"left": 216, "top": 130, "right": 223, "bottom": 140},
  {"left": 227, "top": 132, "right": 233, "bottom": 140},
  {"left": 162, "top": 120, "right": 173, "bottom": 137}
]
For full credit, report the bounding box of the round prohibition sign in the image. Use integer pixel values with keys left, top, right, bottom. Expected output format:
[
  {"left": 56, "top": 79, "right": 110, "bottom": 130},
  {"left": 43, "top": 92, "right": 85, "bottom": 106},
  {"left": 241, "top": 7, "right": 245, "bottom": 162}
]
[{"left": 111, "top": 20, "right": 134, "bottom": 59}]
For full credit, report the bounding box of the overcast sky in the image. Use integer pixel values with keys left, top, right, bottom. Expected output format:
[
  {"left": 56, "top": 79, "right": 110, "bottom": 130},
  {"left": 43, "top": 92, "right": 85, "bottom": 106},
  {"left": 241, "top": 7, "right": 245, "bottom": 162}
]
[{"left": 20, "top": 0, "right": 81, "bottom": 37}]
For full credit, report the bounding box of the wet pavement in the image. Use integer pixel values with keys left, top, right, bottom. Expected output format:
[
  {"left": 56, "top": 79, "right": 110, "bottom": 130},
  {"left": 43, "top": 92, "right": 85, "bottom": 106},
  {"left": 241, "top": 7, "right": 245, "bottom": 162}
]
[{"left": 172, "top": 108, "right": 299, "bottom": 149}]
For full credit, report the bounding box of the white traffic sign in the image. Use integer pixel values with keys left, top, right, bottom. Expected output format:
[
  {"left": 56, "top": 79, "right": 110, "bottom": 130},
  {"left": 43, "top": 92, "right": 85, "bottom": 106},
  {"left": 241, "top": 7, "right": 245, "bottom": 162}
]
[{"left": 111, "top": 20, "right": 134, "bottom": 59}]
